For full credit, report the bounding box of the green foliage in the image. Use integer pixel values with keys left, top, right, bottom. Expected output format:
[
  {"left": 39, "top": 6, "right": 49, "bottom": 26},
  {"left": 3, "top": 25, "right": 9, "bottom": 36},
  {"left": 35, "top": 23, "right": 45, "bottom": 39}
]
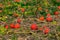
[
  {"left": 0, "top": 0, "right": 60, "bottom": 20},
  {"left": 51, "top": 21, "right": 57, "bottom": 25},
  {"left": 11, "top": 34, "right": 17, "bottom": 40},
  {"left": 51, "top": 0, "right": 60, "bottom": 6},
  {"left": 0, "top": 26, "right": 6, "bottom": 35},
  {"left": 57, "top": 26, "right": 60, "bottom": 31}
]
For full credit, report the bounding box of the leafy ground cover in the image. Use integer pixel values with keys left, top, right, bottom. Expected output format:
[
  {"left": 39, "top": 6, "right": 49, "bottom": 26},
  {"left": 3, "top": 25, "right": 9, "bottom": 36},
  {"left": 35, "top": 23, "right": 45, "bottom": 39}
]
[{"left": 0, "top": 0, "right": 60, "bottom": 40}]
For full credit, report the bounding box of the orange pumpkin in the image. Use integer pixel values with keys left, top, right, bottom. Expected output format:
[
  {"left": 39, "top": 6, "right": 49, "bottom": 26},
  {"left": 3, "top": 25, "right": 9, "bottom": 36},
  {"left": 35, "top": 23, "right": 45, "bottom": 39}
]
[
  {"left": 0, "top": 10, "right": 2, "bottom": 13},
  {"left": 46, "top": 17, "right": 53, "bottom": 22},
  {"left": 38, "top": 7, "right": 42, "bottom": 11},
  {"left": 14, "top": 23, "right": 20, "bottom": 28},
  {"left": 39, "top": 16, "right": 44, "bottom": 21},
  {"left": 14, "top": 0, "right": 20, "bottom": 2},
  {"left": 0, "top": 3, "right": 3, "bottom": 8},
  {"left": 54, "top": 11, "right": 59, "bottom": 15},
  {"left": 13, "top": 12, "right": 18, "bottom": 17},
  {"left": 58, "top": 6, "right": 60, "bottom": 9},
  {"left": 21, "top": 8, "right": 25, "bottom": 12},
  {"left": 43, "top": 28, "right": 50, "bottom": 34},
  {"left": 47, "top": 13, "right": 51, "bottom": 17}
]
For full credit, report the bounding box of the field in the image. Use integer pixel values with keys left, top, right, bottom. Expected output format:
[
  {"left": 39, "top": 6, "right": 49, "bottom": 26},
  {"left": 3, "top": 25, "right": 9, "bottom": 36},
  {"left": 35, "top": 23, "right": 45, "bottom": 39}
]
[{"left": 0, "top": 0, "right": 60, "bottom": 40}]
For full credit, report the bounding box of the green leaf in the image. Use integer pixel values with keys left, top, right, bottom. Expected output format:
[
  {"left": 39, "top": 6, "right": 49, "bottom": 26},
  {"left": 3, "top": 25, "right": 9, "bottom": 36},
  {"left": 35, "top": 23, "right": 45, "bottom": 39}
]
[
  {"left": 0, "top": 26, "right": 6, "bottom": 35},
  {"left": 51, "top": 21, "right": 57, "bottom": 25},
  {"left": 57, "top": 26, "right": 60, "bottom": 31}
]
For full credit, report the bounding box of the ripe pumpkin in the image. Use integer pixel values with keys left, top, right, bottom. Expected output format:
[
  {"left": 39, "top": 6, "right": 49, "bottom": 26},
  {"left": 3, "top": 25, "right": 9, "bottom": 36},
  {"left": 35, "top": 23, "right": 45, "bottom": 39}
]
[
  {"left": 31, "top": 24, "right": 38, "bottom": 30},
  {"left": 14, "top": 0, "right": 20, "bottom": 2},
  {"left": 39, "top": 16, "right": 44, "bottom": 21},
  {"left": 10, "top": 23, "right": 15, "bottom": 28},
  {"left": 17, "top": 18, "right": 21, "bottom": 23},
  {"left": 46, "top": 17, "right": 53, "bottom": 22},
  {"left": 54, "top": 11, "right": 59, "bottom": 15},
  {"left": 14, "top": 23, "right": 20, "bottom": 28},
  {"left": 21, "top": 8, "right": 25, "bottom": 12},
  {"left": 43, "top": 28, "right": 50, "bottom": 34},
  {"left": 58, "top": 6, "right": 60, "bottom": 9}
]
